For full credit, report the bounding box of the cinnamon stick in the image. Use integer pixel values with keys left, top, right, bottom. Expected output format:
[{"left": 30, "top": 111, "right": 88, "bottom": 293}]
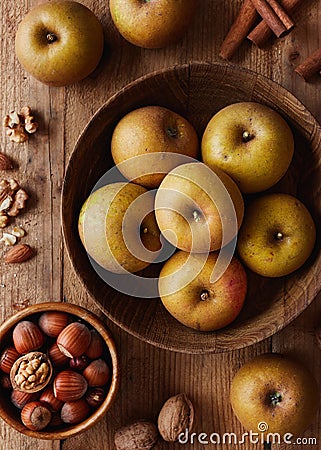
[
  {"left": 266, "top": 0, "right": 294, "bottom": 29},
  {"left": 295, "top": 48, "right": 321, "bottom": 81},
  {"left": 250, "top": 0, "right": 288, "bottom": 37},
  {"left": 248, "top": 0, "right": 304, "bottom": 47},
  {"left": 219, "top": 0, "right": 259, "bottom": 60}
]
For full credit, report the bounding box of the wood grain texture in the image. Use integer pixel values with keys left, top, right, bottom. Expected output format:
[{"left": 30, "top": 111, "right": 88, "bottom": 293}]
[{"left": 0, "top": 1, "right": 320, "bottom": 450}]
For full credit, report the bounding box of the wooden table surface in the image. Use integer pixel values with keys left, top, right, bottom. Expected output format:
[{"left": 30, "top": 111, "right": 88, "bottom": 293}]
[{"left": 1, "top": 1, "right": 321, "bottom": 449}]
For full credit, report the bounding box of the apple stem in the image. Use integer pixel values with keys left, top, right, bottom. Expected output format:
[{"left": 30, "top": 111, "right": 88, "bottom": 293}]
[
  {"left": 269, "top": 391, "right": 282, "bottom": 406},
  {"left": 192, "top": 210, "right": 201, "bottom": 223},
  {"left": 46, "top": 32, "right": 57, "bottom": 43},
  {"left": 200, "top": 290, "right": 210, "bottom": 301},
  {"left": 242, "top": 130, "right": 254, "bottom": 142},
  {"left": 166, "top": 127, "right": 178, "bottom": 138}
]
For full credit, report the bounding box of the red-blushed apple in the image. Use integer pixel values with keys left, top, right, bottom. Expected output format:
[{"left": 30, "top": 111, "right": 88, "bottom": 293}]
[
  {"left": 78, "top": 182, "right": 161, "bottom": 274},
  {"left": 230, "top": 353, "right": 319, "bottom": 437},
  {"left": 201, "top": 102, "right": 294, "bottom": 193},
  {"left": 158, "top": 251, "right": 247, "bottom": 331},
  {"left": 109, "top": 0, "right": 199, "bottom": 49},
  {"left": 155, "top": 162, "right": 244, "bottom": 252},
  {"left": 111, "top": 106, "right": 199, "bottom": 189},
  {"left": 237, "top": 193, "right": 316, "bottom": 277},
  {"left": 15, "top": 1, "right": 104, "bottom": 86}
]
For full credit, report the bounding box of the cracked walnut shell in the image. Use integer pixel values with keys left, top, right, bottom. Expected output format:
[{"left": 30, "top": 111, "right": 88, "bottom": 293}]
[
  {"left": 10, "top": 352, "right": 53, "bottom": 393},
  {"left": 157, "top": 393, "right": 194, "bottom": 442}
]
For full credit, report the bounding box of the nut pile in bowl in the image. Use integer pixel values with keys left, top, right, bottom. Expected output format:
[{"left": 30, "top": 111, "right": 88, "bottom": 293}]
[{"left": 0, "top": 302, "right": 119, "bottom": 439}]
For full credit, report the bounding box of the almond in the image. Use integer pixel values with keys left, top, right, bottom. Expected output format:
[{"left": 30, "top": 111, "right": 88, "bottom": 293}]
[
  {"left": 0, "top": 153, "right": 13, "bottom": 170},
  {"left": 4, "top": 244, "right": 34, "bottom": 263}
]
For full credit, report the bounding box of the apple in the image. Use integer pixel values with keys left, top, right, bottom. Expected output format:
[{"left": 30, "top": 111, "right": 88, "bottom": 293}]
[
  {"left": 230, "top": 353, "right": 319, "bottom": 437},
  {"left": 155, "top": 162, "right": 244, "bottom": 253},
  {"left": 15, "top": 1, "right": 104, "bottom": 86},
  {"left": 158, "top": 251, "right": 247, "bottom": 331},
  {"left": 201, "top": 102, "right": 294, "bottom": 193},
  {"left": 78, "top": 182, "right": 161, "bottom": 274},
  {"left": 111, "top": 106, "right": 199, "bottom": 189},
  {"left": 109, "top": 0, "right": 199, "bottom": 49},
  {"left": 237, "top": 193, "right": 316, "bottom": 277}
]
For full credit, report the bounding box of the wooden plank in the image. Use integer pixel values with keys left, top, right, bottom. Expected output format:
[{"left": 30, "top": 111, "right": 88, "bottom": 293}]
[
  {"left": 269, "top": 1, "right": 321, "bottom": 449},
  {"left": 0, "top": 0, "right": 63, "bottom": 448}
]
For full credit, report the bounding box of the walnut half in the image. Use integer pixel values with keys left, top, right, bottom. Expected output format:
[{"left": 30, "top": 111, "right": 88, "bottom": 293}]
[
  {"left": 3, "top": 106, "right": 38, "bottom": 143},
  {"left": 0, "top": 179, "right": 28, "bottom": 227},
  {"left": 10, "top": 352, "right": 53, "bottom": 393}
]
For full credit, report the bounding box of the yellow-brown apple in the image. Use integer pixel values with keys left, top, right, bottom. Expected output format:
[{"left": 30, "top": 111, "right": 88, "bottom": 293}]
[
  {"left": 155, "top": 162, "right": 244, "bottom": 252},
  {"left": 201, "top": 102, "right": 294, "bottom": 193},
  {"left": 15, "top": 1, "right": 104, "bottom": 86},
  {"left": 111, "top": 106, "right": 199, "bottom": 189},
  {"left": 109, "top": 0, "right": 199, "bottom": 49},
  {"left": 237, "top": 193, "right": 316, "bottom": 277},
  {"left": 78, "top": 182, "right": 161, "bottom": 274},
  {"left": 158, "top": 251, "right": 247, "bottom": 331},
  {"left": 230, "top": 353, "right": 319, "bottom": 437}
]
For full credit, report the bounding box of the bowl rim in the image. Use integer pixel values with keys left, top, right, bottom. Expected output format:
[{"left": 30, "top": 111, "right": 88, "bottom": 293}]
[
  {"left": 0, "top": 302, "right": 120, "bottom": 439},
  {"left": 61, "top": 60, "right": 321, "bottom": 354}
]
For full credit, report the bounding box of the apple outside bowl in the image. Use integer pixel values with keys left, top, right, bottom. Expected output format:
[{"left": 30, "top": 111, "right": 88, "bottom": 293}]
[
  {"left": 0, "top": 302, "right": 120, "bottom": 439},
  {"left": 61, "top": 61, "right": 321, "bottom": 354}
]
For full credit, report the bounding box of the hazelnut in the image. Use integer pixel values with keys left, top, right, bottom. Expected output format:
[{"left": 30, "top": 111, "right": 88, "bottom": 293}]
[
  {"left": 48, "top": 342, "right": 70, "bottom": 367},
  {"left": 39, "top": 386, "right": 64, "bottom": 412},
  {"left": 0, "top": 373, "right": 12, "bottom": 389},
  {"left": 69, "top": 355, "right": 90, "bottom": 371},
  {"left": 83, "top": 359, "right": 110, "bottom": 387},
  {"left": 85, "top": 330, "right": 104, "bottom": 359},
  {"left": 60, "top": 398, "right": 90, "bottom": 424},
  {"left": 0, "top": 346, "right": 20, "bottom": 374},
  {"left": 57, "top": 322, "right": 91, "bottom": 358},
  {"left": 13, "top": 321, "right": 45, "bottom": 354},
  {"left": 157, "top": 393, "right": 194, "bottom": 442},
  {"left": 49, "top": 412, "right": 64, "bottom": 428},
  {"left": 10, "top": 351, "right": 53, "bottom": 393},
  {"left": 114, "top": 421, "right": 158, "bottom": 450},
  {"left": 21, "top": 401, "right": 52, "bottom": 431},
  {"left": 38, "top": 311, "right": 69, "bottom": 338},
  {"left": 53, "top": 370, "right": 88, "bottom": 402},
  {"left": 11, "top": 390, "right": 38, "bottom": 409},
  {"left": 85, "top": 387, "right": 105, "bottom": 408}
]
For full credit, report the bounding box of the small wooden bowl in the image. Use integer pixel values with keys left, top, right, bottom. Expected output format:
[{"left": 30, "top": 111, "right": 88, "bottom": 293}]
[
  {"left": 0, "top": 302, "right": 120, "bottom": 439},
  {"left": 62, "top": 62, "right": 321, "bottom": 354}
]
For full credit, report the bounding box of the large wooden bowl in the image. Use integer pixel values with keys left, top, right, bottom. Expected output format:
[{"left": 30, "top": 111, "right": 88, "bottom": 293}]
[
  {"left": 62, "top": 62, "right": 321, "bottom": 354},
  {"left": 0, "top": 302, "right": 120, "bottom": 439}
]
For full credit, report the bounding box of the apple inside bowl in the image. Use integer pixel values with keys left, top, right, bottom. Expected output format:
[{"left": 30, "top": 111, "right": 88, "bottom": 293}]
[{"left": 62, "top": 62, "right": 321, "bottom": 354}]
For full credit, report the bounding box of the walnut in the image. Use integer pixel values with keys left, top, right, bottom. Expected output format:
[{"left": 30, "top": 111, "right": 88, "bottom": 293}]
[
  {"left": 20, "top": 106, "right": 38, "bottom": 134},
  {"left": 114, "top": 421, "right": 158, "bottom": 450},
  {"left": 3, "top": 106, "right": 38, "bottom": 143},
  {"left": 7, "top": 189, "right": 29, "bottom": 217},
  {"left": 10, "top": 352, "right": 53, "bottom": 393},
  {"left": 0, "top": 212, "right": 9, "bottom": 228},
  {"left": 157, "top": 393, "right": 194, "bottom": 442},
  {"left": 0, "top": 179, "right": 28, "bottom": 227}
]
